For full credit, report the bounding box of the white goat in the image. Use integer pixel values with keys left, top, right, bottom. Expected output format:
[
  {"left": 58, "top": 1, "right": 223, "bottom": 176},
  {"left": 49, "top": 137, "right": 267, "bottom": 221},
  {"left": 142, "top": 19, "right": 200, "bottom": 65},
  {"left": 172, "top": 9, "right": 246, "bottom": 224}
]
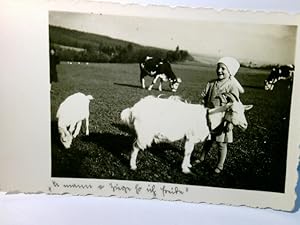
[
  {"left": 121, "top": 95, "right": 252, "bottom": 173},
  {"left": 56, "top": 92, "right": 94, "bottom": 149}
]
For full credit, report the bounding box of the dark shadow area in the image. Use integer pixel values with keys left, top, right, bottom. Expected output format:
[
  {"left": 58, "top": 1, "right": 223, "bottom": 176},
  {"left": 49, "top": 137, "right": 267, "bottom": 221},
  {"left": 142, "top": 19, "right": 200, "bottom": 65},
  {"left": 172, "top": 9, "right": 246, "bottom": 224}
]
[
  {"left": 114, "top": 82, "right": 141, "bottom": 89},
  {"left": 81, "top": 132, "right": 134, "bottom": 165},
  {"left": 243, "top": 85, "right": 265, "bottom": 90},
  {"left": 112, "top": 122, "right": 135, "bottom": 135},
  {"left": 81, "top": 131, "right": 183, "bottom": 167},
  {"left": 51, "top": 120, "right": 65, "bottom": 150},
  {"left": 51, "top": 120, "right": 88, "bottom": 178},
  {"left": 114, "top": 82, "right": 173, "bottom": 92}
]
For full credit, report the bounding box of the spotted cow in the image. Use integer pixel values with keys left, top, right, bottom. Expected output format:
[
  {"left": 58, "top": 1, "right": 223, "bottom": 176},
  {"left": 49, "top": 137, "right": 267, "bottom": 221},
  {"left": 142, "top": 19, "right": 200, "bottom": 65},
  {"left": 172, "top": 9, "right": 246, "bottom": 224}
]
[
  {"left": 264, "top": 64, "right": 294, "bottom": 91},
  {"left": 139, "top": 56, "right": 182, "bottom": 92}
]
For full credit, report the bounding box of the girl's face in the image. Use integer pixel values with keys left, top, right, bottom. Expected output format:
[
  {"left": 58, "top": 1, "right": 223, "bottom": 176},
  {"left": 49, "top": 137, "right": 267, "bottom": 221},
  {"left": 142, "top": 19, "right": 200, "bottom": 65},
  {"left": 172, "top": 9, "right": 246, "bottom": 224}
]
[{"left": 216, "top": 63, "right": 231, "bottom": 80}]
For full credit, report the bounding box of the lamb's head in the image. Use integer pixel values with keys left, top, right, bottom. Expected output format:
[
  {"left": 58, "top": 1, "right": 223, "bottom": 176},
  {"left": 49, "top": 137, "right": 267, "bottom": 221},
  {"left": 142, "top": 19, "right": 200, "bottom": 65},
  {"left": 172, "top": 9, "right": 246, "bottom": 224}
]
[
  {"left": 58, "top": 127, "right": 73, "bottom": 149},
  {"left": 223, "top": 95, "right": 253, "bottom": 130}
]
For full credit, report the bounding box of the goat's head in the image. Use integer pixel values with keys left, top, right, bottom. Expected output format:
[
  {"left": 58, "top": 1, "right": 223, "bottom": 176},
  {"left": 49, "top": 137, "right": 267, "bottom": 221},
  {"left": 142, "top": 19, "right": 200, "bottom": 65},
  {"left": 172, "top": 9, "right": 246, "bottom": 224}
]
[
  {"left": 223, "top": 94, "right": 253, "bottom": 130},
  {"left": 58, "top": 127, "right": 73, "bottom": 149}
]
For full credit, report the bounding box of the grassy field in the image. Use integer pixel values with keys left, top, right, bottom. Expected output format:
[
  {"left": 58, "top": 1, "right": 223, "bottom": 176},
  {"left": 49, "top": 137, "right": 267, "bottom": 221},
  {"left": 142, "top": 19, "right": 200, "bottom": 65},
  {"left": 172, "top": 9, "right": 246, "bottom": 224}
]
[{"left": 51, "top": 61, "right": 292, "bottom": 193}]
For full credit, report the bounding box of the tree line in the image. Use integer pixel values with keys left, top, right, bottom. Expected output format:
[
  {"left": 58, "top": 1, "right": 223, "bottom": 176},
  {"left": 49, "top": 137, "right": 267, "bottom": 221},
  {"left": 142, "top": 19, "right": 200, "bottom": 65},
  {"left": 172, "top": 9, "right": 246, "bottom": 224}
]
[
  {"left": 52, "top": 42, "right": 194, "bottom": 63},
  {"left": 49, "top": 25, "right": 194, "bottom": 63}
]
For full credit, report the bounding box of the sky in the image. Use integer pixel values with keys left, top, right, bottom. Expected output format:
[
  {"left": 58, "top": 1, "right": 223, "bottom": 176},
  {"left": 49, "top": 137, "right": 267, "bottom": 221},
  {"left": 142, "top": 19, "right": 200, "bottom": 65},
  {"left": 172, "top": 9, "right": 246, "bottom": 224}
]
[{"left": 49, "top": 11, "right": 297, "bottom": 65}]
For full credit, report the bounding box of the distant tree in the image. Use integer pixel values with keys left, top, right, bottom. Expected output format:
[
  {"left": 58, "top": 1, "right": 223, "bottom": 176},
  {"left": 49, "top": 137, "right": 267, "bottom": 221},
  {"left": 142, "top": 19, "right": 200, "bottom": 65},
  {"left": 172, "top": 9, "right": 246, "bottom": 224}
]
[{"left": 127, "top": 43, "right": 133, "bottom": 52}]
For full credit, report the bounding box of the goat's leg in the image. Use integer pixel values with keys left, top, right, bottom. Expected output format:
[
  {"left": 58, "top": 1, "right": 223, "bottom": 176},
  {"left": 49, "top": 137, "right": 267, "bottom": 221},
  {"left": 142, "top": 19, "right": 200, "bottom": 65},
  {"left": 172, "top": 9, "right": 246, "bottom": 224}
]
[
  {"left": 69, "top": 123, "right": 76, "bottom": 136},
  {"left": 58, "top": 126, "right": 70, "bottom": 141},
  {"left": 73, "top": 121, "right": 82, "bottom": 138},
  {"left": 148, "top": 76, "right": 159, "bottom": 91},
  {"left": 182, "top": 140, "right": 195, "bottom": 174},
  {"left": 85, "top": 116, "right": 90, "bottom": 135},
  {"left": 130, "top": 140, "right": 141, "bottom": 170}
]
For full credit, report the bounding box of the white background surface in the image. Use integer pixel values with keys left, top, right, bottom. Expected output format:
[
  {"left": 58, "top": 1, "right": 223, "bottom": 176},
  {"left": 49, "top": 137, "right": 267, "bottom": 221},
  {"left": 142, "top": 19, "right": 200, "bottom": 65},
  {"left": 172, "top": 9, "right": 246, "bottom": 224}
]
[{"left": 0, "top": 0, "right": 300, "bottom": 224}]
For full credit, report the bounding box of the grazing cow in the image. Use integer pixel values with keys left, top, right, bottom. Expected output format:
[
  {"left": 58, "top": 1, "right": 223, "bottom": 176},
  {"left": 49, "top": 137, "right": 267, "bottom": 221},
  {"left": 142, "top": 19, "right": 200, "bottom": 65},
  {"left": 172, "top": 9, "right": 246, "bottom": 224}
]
[
  {"left": 264, "top": 64, "right": 294, "bottom": 91},
  {"left": 139, "top": 56, "right": 182, "bottom": 92},
  {"left": 120, "top": 95, "right": 252, "bottom": 173},
  {"left": 56, "top": 92, "right": 94, "bottom": 149}
]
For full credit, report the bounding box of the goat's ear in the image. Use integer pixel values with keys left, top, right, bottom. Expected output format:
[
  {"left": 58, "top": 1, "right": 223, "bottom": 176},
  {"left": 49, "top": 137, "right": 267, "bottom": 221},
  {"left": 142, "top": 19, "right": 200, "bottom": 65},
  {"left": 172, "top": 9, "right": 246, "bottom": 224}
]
[{"left": 244, "top": 104, "right": 253, "bottom": 111}]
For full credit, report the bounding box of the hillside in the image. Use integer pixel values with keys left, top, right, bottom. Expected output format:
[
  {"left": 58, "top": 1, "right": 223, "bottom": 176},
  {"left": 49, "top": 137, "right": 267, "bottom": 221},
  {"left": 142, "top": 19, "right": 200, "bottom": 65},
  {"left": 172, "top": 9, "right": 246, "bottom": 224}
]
[{"left": 49, "top": 25, "right": 194, "bottom": 63}]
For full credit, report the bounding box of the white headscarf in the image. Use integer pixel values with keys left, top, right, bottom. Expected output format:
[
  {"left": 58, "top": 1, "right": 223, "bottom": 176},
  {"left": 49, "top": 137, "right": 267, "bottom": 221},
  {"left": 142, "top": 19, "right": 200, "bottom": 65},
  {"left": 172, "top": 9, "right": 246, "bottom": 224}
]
[{"left": 218, "top": 57, "right": 244, "bottom": 94}]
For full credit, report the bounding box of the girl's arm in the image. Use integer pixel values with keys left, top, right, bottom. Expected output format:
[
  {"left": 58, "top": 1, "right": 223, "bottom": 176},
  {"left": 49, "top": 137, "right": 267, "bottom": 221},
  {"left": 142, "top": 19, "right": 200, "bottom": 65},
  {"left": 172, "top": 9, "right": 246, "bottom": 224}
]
[{"left": 231, "top": 76, "right": 244, "bottom": 94}]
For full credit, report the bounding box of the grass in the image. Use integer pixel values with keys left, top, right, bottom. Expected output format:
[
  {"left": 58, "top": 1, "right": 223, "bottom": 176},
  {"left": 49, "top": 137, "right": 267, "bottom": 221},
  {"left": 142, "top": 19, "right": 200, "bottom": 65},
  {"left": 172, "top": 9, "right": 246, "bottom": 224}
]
[{"left": 51, "top": 62, "right": 292, "bottom": 192}]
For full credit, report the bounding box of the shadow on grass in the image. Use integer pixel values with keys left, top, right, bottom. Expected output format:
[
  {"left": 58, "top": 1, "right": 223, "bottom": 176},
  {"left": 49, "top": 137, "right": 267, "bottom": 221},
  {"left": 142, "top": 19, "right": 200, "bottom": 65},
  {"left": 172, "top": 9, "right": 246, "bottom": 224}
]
[
  {"left": 243, "top": 85, "right": 265, "bottom": 90},
  {"left": 81, "top": 132, "right": 133, "bottom": 164},
  {"left": 114, "top": 82, "right": 141, "bottom": 89},
  {"left": 114, "top": 82, "right": 173, "bottom": 92},
  {"left": 51, "top": 120, "right": 88, "bottom": 178},
  {"left": 81, "top": 131, "right": 184, "bottom": 166},
  {"left": 51, "top": 120, "right": 65, "bottom": 150},
  {"left": 112, "top": 122, "right": 135, "bottom": 135}
]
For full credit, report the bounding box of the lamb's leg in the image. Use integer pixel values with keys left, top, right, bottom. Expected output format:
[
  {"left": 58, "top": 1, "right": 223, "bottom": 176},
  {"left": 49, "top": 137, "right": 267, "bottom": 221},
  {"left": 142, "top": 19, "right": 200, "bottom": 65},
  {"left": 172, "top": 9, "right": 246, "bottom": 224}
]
[
  {"left": 130, "top": 140, "right": 141, "bottom": 170},
  {"left": 182, "top": 139, "right": 194, "bottom": 174},
  {"left": 73, "top": 121, "right": 82, "bottom": 138}
]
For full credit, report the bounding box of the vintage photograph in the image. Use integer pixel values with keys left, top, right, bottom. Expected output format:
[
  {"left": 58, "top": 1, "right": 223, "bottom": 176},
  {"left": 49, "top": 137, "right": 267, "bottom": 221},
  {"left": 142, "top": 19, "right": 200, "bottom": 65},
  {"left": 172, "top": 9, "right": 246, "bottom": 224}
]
[{"left": 49, "top": 10, "right": 296, "bottom": 194}]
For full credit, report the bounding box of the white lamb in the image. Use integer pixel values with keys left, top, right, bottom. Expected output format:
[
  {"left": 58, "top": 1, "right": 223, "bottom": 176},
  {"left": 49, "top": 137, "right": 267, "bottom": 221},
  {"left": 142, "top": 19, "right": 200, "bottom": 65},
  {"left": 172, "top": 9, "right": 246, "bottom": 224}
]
[
  {"left": 56, "top": 92, "right": 94, "bottom": 149},
  {"left": 121, "top": 95, "right": 252, "bottom": 173}
]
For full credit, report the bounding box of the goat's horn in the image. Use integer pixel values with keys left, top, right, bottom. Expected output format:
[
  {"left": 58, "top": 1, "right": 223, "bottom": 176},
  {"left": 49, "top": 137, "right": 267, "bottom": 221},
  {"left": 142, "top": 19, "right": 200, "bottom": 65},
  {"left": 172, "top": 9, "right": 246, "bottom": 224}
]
[{"left": 224, "top": 93, "right": 239, "bottom": 102}]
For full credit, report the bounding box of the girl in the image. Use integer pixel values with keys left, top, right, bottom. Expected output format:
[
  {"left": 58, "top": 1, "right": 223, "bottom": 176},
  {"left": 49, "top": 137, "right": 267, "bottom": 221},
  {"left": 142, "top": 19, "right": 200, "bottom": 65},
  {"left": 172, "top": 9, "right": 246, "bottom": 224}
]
[{"left": 200, "top": 56, "right": 244, "bottom": 173}]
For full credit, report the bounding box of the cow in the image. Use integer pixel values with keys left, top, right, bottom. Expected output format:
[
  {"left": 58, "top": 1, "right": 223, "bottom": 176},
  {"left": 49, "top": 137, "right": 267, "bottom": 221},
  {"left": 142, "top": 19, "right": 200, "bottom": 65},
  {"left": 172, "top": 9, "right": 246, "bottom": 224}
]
[
  {"left": 139, "top": 56, "right": 182, "bottom": 92},
  {"left": 264, "top": 64, "right": 294, "bottom": 91}
]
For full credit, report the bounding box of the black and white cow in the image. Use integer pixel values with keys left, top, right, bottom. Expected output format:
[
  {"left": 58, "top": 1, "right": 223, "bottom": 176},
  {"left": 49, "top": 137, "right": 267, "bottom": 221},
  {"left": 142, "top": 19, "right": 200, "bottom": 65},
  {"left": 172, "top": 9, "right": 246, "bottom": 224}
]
[
  {"left": 139, "top": 56, "right": 182, "bottom": 92},
  {"left": 264, "top": 64, "right": 294, "bottom": 91}
]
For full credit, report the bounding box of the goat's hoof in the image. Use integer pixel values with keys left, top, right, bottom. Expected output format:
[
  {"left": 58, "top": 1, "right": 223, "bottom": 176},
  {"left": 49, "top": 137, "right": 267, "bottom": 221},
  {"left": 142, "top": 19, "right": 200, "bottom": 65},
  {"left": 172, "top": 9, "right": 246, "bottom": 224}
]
[
  {"left": 182, "top": 168, "right": 191, "bottom": 174},
  {"left": 130, "top": 165, "right": 137, "bottom": 170}
]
